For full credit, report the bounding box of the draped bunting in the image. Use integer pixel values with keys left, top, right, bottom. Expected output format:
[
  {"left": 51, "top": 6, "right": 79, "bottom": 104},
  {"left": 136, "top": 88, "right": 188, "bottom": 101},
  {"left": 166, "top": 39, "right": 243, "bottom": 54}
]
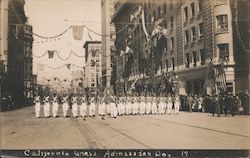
[
  {"left": 213, "top": 63, "right": 227, "bottom": 92},
  {"left": 141, "top": 9, "right": 151, "bottom": 41},
  {"left": 48, "top": 50, "right": 55, "bottom": 59},
  {"left": 72, "top": 25, "right": 84, "bottom": 40}
]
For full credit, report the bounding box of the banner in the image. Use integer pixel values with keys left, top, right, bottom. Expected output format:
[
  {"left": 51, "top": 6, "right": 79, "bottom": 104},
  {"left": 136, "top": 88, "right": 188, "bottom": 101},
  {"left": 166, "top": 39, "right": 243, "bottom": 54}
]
[
  {"left": 72, "top": 25, "right": 84, "bottom": 40},
  {"left": 213, "top": 63, "right": 227, "bottom": 92}
]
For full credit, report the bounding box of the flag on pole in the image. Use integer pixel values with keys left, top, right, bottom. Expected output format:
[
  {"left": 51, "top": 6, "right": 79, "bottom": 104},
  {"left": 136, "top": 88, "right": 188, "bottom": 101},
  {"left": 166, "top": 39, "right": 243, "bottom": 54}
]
[
  {"left": 213, "top": 63, "right": 227, "bottom": 93},
  {"left": 48, "top": 50, "right": 55, "bottom": 59},
  {"left": 72, "top": 25, "right": 84, "bottom": 40}
]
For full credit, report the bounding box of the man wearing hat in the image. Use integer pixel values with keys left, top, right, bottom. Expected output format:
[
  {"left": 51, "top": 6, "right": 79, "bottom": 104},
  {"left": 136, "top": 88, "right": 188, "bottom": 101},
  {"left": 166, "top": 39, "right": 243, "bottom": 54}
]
[
  {"left": 52, "top": 94, "right": 59, "bottom": 117},
  {"left": 62, "top": 95, "right": 69, "bottom": 117},
  {"left": 110, "top": 95, "right": 117, "bottom": 118},
  {"left": 89, "top": 96, "right": 96, "bottom": 117},
  {"left": 43, "top": 94, "right": 51, "bottom": 117},
  {"left": 174, "top": 95, "right": 180, "bottom": 115},
  {"left": 79, "top": 95, "right": 87, "bottom": 119},
  {"left": 71, "top": 94, "right": 78, "bottom": 117}
]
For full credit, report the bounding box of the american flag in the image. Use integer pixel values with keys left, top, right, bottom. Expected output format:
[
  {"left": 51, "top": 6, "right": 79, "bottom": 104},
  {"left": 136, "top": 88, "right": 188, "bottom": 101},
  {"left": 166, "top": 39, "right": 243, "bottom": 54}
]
[
  {"left": 72, "top": 25, "right": 84, "bottom": 40},
  {"left": 213, "top": 63, "right": 227, "bottom": 92}
]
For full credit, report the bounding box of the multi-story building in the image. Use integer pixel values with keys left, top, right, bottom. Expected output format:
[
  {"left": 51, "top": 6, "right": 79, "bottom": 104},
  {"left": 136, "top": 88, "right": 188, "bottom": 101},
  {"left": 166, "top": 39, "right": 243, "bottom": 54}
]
[
  {"left": 112, "top": 0, "right": 240, "bottom": 96},
  {"left": 83, "top": 41, "right": 102, "bottom": 93},
  {"left": 0, "top": 0, "right": 35, "bottom": 106},
  {"left": 101, "top": 0, "right": 116, "bottom": 90},
  {"left": 230, "top": 0, "right": 250, "bottom": 93}
]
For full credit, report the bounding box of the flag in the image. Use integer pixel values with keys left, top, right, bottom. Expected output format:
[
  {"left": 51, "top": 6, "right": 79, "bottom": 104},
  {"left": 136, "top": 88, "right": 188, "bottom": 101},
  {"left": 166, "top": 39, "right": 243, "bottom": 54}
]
[
  {"left": 66, "top": 64, "right": 71, "bottom": 69},
  {"left": 213, "top": 63, "right": 227, "bottom": 92},
  {"left": 37, "top": 63, "right": 44, "bottom": 71},
  {"left": 125, "top": 46, "right": 130, "bottom": 54},
  {"left": 72, "top": 25, "right": 84, "bottom": 40},
  {"left": 48, "top": 50, "right": 55, "bottom": 59},
  {"left": 88, "top": 32, "right": 93, "bottom": 41}
]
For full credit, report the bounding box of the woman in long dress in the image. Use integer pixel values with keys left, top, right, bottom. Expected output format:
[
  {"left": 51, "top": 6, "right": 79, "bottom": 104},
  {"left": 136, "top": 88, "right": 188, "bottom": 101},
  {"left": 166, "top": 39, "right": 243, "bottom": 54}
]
[
  {"left": 43, "top": 95, "right": 51, "bottom": 117},
  {"left": 62, "top": 95, "right": 69, "bottom": 117},
  {"left": 71, "top": 95, "right": 78, "bottom": 118},
  {"left": 166, "top": 94, "right": 172, "bottom": 114},
  {"left": 79, "top": 96, "right": 87, "bottom": 119},
  {"left": 174, "top": 95, "right": 180, "bottom": 115}
]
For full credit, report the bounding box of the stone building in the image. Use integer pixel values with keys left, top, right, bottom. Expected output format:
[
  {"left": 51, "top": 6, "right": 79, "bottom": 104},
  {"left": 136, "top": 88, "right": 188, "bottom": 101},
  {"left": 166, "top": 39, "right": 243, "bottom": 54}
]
[
  {"left": 112, "top": 0, "right": 240, "bottom": 96},
  {"left": 0, "top": 0, "right": 35, "bottom": 106}
]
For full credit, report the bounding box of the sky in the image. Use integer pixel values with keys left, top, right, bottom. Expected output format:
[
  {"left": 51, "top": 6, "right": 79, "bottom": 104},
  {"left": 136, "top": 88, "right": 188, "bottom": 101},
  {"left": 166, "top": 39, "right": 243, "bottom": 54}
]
[{"left": 24, "top": 0, "right": 101, "bottom": 84}]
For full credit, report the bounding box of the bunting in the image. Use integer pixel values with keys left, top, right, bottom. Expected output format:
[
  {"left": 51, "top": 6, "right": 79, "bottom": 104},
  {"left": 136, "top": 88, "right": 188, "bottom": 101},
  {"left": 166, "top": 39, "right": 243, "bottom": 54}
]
[
  {"left": 72, "top": 25, "right": 84, "bottom": 40},
  {"left": 141, "top": 9, "right": 151, "bottom": 41},
  {"left": 88, "top": 32, "right": 93, "bottom": 41},
  {"left": 48, "top": 50, "right": 55, "bottom": 59},
  {"left": 213, "top": 63, "right": 227, "bottom": 92}
]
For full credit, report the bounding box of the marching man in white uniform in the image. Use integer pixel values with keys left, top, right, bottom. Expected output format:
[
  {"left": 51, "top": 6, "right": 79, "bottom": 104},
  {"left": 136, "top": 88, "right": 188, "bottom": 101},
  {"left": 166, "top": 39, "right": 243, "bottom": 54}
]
[
  {"left": 71, "top": 95, "right": 78, "bottom": 118},
  {"left": 89, "top": 97, "right": 95, "bottom": 117},
  {"left": 126, "top": 96, "right": 132, "bottom": 115},
  {"left": 79, "top": 96, "right": 87, "bottom": 120},
  {"left": 62, "top": 95, "right": 69, "bottom": 117},
  {"left": 151, "top": 96, "right": 157, "bottom": 114},
  {"left": 52, "top": 95, "right": 59, "bottom": 117},
  {"left": 166, "top": 94, "right": 172, "bottom": 114},
  {"left": 34, "top": 95, "right": 41, "bottom": 118},
  {"left": 146, "top": 96, "right": 151, "bottom": 115},
  {"left": 174, "top": 95, "right": 180, "bottom": 114},
  {"left": 110, "top": 96, "right": 117, "bottom": 118},
  {"left": 43, "top": 95, "right": 51, "bottom": 117},
  {"left": 98, "top": 97, "right": 106, "bottom": 120}
]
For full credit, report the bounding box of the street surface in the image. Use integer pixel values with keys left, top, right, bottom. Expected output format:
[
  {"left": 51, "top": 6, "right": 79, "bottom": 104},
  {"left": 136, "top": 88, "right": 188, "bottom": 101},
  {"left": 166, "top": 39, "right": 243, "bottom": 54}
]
[{"left": 1, "top": 106, "right": 250, "bottom": 149}]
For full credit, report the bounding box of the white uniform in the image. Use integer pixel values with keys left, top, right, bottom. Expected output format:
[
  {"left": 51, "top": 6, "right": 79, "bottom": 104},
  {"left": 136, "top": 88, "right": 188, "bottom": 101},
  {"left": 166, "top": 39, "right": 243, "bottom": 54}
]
[
  {"left": 98, "top": 99, "right": 106, "bottom": 116},
  {"left": 146, "top": 97, "right": 151, "bottom": 114},
  {"left": 174, "top": 97, "right": 180, "bottom": 114},
  {"left": 151, "top": 97, "right": 157, "bottom": 114},
  {"left": 158, "top": 97, "right": 165, "bottom": 114},
  {"left": 117, "top": 99, "right": 122, "bottom": 116},
  {"left": 44, "top": 96, "right": 51, "bottom": 117},
  {"left": 89, "top": 98, "right": 95, "bottom": 117},
  {"left": 132, "top": 97, "right": 137, "bottom": 115},
  {"left": 34, "top": 96, "right": 41, "bottom": 118},
  {"left": 71, "top": 96, "right": 78, "bottom": 117},
  {"left": 126, "top": 97, "right": 131, "bottom": 115},
  {"left": 52, "top": 96, "right": 59, "bottom": 117},
  {"left": 62, "top": 96, "right": 69, "bottom": 117},
  {"left": 79, "top": 97, "right": 87, "bottom": 117},
  {"left": 110, "top": 101, "right": 117, "bottom": 118},
  {"left": 167, "top": 96, "right": 172, "bottom": 114},
  {"left": 121, "top": 97, "right": 125, "bottom": 115}
]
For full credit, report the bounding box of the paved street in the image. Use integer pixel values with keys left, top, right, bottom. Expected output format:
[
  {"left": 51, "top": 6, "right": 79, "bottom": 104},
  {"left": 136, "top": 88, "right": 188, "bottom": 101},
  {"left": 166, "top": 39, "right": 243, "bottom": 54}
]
[{"left": 1, "top": 106, "right": 250, "bottom": 149}]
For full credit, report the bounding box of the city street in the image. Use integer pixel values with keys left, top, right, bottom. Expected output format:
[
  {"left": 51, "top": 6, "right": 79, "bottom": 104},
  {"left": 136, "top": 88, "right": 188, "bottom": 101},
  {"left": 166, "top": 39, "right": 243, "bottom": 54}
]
[{"left": 1, "top": 105, "right": 249, "bottom": 149}]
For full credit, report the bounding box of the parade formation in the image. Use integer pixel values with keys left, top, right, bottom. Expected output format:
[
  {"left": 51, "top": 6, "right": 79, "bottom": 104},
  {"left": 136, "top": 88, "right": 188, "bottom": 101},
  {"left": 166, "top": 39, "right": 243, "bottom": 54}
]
[
  {"left": 33, "top": 93, "right": 183, "bottom": 119},
  {"left": 33, "top": 90, "right": 249, "bottom": 119}
]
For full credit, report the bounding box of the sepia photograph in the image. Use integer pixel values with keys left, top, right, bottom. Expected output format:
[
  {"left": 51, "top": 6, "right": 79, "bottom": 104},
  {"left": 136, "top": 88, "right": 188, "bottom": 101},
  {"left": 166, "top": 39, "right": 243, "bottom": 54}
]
[{"left": 0, "top": 0, "right": 249, "bottom": 157}]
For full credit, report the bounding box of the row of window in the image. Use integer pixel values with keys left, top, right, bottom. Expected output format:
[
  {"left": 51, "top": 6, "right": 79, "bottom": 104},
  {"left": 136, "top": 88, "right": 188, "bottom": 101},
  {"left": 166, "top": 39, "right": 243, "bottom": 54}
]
[
  {"left": 161, "top": 43, "right": 229, "bottom": 70},
  {"left": 184, "top": 0, "right": 203, "bottom": 21},
  {"left": 184, "top": 23, "right": 204, "bottom": 44}
]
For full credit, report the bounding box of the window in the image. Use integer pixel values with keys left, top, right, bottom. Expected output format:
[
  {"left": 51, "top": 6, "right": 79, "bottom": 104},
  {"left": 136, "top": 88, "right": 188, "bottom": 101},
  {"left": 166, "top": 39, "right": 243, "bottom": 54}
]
[
  {"left": 192, "top": 51, "right": 197, "bottom": 67},
  {"left": 91, "top": 60, "right": 95, "bottom": 66},
  {"left": 171, "top": 58, "right": 175, "bottom": 70},
  {"left": 185, "top": 30, "right": 189, "bottom": 44},
  {"left": 199, "top": 23, "right": 204, "bottom": 38},
  {"left": 191, "top": 26, "right": 196, "bottom": 41},
  {"left": 200, "top": 49, "right": 205, "bottom": 65},
  {"left": 170, "top": 16, "right": 174, "bottom": 29},
  {"left": 198, "top": 0, "right": 203, "bottom": 13},
  {"left": 218, "top": 44, "right": 229, "bottom": 61},
  {"left": 185, "top": 54, "right": 190, "bottom": 68},
  {"left": 184, "top": 7, "right": 188, "bottom": 22},
  {"left": 171, "top": 37, "right": 174, "bottom": 50},
  {"left": 216, "top": 15, "right": 228, "bottom": 33},
  {"left": 191, "top": 2, "right": 195, "bottom": 17}
]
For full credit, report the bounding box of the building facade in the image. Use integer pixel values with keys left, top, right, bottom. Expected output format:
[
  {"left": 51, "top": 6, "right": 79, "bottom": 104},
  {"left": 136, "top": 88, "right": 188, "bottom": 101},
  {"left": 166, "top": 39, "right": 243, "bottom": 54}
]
[
  {"left": 112, "top": 0, "right": 239, "bottom": 96},
  {"left": 0, "top": 0, "right": 35, "bottom": 106},
  {"left": 83, "top": 41, "right": 102, "bottom": 93},
  {"left": 101, "top": 0, "right": 116, "bottom": 90}
]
